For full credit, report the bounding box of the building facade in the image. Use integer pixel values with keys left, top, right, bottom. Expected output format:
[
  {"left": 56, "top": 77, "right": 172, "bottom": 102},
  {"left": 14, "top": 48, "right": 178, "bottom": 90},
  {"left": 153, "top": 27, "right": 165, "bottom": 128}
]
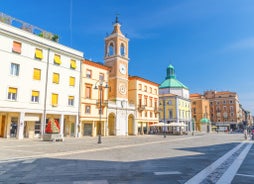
[
  {"left": 103, "top": 17, "right": 136, "bottom": 136},
  {"left": 190, "top": 93, "right": 210, "bottom": 131},
  {"left": 159, "top": 65, "right": 192, "bottom": 131},
  {"left": 0, "top": 13, "right": 83, "bottom": 139},
  {"left": 204, "top": 90, "right": 241, "bottom": 131},
  {"left": 80, "top": 59, "right": 110, "bottom": 137},
  {"left": 128, "top": 76, "right": 159, "bottom": 134}
]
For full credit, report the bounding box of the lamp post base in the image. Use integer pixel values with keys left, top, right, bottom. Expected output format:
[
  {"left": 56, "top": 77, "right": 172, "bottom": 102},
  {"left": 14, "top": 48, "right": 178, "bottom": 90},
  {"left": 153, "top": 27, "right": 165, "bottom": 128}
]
[{"left": 98, "top": 135, "right": 102, "bottom": 144}]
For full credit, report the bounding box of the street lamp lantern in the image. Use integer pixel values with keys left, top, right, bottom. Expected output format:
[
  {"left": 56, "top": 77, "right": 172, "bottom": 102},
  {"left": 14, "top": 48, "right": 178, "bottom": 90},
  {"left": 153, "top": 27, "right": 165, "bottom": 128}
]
[{"left": 94, "top": 79, "right": 109, "bottom": 144}]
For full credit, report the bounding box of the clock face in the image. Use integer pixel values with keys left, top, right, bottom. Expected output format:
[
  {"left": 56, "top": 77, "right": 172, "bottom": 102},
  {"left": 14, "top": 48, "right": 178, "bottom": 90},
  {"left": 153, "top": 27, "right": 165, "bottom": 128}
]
[
  {"left": 119, "top": 64, "right": 126, "bottom": 74},
  {"left": 119, "top": 83, "right": 127, "bottom": 95}
]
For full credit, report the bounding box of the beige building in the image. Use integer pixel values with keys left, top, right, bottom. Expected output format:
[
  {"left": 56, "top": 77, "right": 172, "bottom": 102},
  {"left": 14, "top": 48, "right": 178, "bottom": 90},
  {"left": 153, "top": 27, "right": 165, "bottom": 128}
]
[
  {"left": 128, "top": 76, "right": 159, "bottom": 134},
  {"left": 80, "top": 59, "right": 110, "bottom": 137}
]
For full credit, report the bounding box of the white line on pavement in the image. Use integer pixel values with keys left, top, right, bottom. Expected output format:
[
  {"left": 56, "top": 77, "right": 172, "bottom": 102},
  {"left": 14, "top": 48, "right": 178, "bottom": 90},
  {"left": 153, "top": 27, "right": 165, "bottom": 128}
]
[
  {"left": 154, "top": 171, "right": 182, "bottom": 175},
  {"left": 216, "top": 142, "right": 253, "bottom": 184},
  {"left": 184, "top": 142, "right": 245, "bottom": 184},
  {"left": 236, "top": 173, "right": 254, "bottom": 178}
]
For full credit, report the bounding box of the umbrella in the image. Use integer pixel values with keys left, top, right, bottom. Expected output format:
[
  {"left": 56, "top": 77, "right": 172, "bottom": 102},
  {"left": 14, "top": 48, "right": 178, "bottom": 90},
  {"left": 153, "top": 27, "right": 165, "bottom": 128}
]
[{"left": 168, "top": 122, "right": 187, "bottom": 127}]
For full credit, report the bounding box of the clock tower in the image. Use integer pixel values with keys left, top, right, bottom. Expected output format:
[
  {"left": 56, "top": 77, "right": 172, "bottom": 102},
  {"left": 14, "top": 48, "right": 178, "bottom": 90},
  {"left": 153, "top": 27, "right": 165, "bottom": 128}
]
[
  {"left": 104, "top": 16, "right": 129, "bottom": 102},
  {"left": 104, "top": 16, "right": 135, "bottom": 136}
]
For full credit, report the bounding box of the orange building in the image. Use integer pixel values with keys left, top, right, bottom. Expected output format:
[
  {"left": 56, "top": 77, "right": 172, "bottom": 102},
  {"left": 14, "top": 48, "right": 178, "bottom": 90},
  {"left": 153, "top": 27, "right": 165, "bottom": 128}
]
[
  {"left": 190, "top": 93, "right": 210, "bottom": 132},
  {"left": 204, "top": 90, "right": 241, "bottom": 131}
]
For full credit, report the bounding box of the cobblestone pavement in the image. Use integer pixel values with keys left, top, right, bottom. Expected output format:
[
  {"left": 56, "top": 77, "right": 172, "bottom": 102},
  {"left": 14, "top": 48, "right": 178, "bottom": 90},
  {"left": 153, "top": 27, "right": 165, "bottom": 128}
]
[{"left": 0, "top": 133, "right": 253, "bottom": 184}]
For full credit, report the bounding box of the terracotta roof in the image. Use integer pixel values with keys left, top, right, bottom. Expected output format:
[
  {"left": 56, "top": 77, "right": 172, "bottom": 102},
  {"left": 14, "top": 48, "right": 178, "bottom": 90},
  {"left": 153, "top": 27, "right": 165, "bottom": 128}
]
[
  {"left": 83, "top": 59, "right": 110, "bottom": 71},
  {"left": 128, "top": 75, "right": 159, "bottom": 86}
]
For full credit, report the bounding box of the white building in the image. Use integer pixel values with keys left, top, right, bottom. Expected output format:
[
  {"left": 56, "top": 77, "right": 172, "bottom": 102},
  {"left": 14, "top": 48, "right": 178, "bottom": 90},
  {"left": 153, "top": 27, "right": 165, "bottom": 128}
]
[{"left": 0, "top": 13, "right": 83, "bottom": 139}]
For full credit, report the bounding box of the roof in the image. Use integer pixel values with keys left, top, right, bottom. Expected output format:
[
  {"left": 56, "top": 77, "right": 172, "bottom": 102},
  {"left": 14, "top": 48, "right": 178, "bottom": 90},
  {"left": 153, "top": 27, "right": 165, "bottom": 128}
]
[
  {"left": 159, "top": 64, "right": 188, "bottom": 89},
  {"left": 200, "top": 118, "right": 210, "bottom": 124},
  {"left": 129, "top": 75, "right": 159, "bottom": 86}
]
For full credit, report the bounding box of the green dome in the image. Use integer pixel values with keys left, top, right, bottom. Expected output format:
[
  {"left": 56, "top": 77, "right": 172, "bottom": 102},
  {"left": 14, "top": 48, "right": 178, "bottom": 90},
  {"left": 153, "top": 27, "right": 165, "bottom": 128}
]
[
  {"left": 159, "top": 64, "right": 188, "bottom": 89},
  {"left": 200, "top": 118, "right": 210, "bottom": 124}
]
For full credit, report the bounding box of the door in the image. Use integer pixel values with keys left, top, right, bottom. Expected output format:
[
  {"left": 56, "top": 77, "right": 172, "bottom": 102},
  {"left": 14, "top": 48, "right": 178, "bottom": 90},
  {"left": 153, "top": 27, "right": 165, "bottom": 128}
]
[{"left": 0, "top": 115, "right": 6, "bottom": 137}]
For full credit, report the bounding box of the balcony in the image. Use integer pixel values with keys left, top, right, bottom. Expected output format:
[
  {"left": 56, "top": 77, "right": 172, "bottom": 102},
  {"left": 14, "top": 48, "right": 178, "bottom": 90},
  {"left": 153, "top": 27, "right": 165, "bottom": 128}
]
[
  {"left": 154, "top": 107, "right": 160, "bottom": 114},
  {"left": 138, "top": 105, "right": 146, "bottom": 111},
  {"left": 96, "top": 100, "right": 108, "bottom": 108}
]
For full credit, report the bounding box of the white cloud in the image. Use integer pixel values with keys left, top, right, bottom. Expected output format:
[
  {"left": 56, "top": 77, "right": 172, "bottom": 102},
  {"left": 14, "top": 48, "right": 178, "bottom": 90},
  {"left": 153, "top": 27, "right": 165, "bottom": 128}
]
[{"left": 223, "top": 37, "right": 254, "bottom": 51}]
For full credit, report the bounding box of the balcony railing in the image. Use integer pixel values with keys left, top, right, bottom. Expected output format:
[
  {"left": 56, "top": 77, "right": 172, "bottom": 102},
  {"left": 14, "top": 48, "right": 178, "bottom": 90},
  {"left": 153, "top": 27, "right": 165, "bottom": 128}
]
[
  {"left": 96, "top": 100, "right": 108, "bottom": 108},
  {"left": 0, "top": 12, "right": 59, "bottom": 42},
  {"left": 138, "top": 105, "right": 146, "bottom": 111}
]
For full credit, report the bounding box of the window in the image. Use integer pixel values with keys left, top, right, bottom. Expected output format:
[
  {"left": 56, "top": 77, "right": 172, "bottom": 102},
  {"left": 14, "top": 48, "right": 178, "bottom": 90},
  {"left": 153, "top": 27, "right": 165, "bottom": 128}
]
[
  {"left": 86, "top": 69, "right": 92, "bottom": 78},
  {"left": 168, "top": 100, "right": 172, "bottom": 105},
  {"left": 154, "top": 89, "right": 157, "bottom": 95},
  {"left": 149, "top": 87, "right": 152, "bottom": 93},
  {"left": 85, "top": 105, "right": 91, "bottom": 114},
  {"left": 230, "top": 106, "right": 234, "bottom": 112},
  {"left": 108, "top": 42, "right": 114, "bottom": 56},
  {"left": 33, "top": 68, "right": 41, "bottom": 80},
  {"left": 99, "top": 73, "right": 104, "bottom": 81},
  {"left": 54, "top": 54, "right": 61, "bottom": 65},
  {"left": 35, "top": 48, "right": 43, "bottom": 59},
  {"left": 85, "top": 85, "right": 92, "bottom": 99},
  {"left": 144, "top": 86, "right": 147, "bottom": 92},
  {"left": 68, "top": 96, "right": 74, "bottom": 106},
  {"left": 150, "top": 112, "right": 152, "bottom": 118},
  {"left": 138, "top": 95, "right": 142, "bottom": 106},
  {"left": 12, "top": 41, "right": 21, "bottom": 54},
  {"left": 51, "top": 93, "right": 58, "bottom": 106},
  {"left": 138, "top": 84, "right": 142, "bottom": 90},
  {"left": 169, "top": 110, "right": 173, "bottom": 119},
  {"left": 69, "top": 76, "right": 75, "bottom": 86},
  {"left": 144, "top": 96, "right": 148, "bottom": 106},
  {"left": 31, "top": 90, "right": 39, "bottom": 102},
  {"left": 149, "top": 98, "right": 153, "bottom": 107},
  {"left": 8, "top": 87, "right": 17, "bottom": 100},
  {"left": 70, "top": 59, "right": 76, "bottom": 69},
  {"left": 53, "top": 73, "right": 59, "bottom": 84},
  {"left": 10, "top": 63, "right": 19, "bottom": 76},
  {"left": 120, "top": 43, "right": 125, "bottom": 56}
]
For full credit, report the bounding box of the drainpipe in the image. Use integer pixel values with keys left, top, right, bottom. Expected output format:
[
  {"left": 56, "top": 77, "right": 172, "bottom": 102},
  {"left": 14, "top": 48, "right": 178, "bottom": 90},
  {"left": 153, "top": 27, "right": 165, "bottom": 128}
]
[{"left": 42, "top": 48, "right": 50, "bottom": 137}]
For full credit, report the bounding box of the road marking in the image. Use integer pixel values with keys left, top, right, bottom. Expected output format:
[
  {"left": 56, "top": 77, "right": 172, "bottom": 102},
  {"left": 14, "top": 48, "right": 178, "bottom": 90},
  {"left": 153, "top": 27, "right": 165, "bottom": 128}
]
[
  {"left": 184, "top": 142, "right": 245, "bottom": 184},
  {"left": 236, "top": 173, "right": 254, "bottom": 178},
  {"left": 73, "top": 180, "right": 109, "bottom": 184},
  {"left": 22, "top": 159, "right": 35, "bottom": 164},
  {"left": 154, "top": 171, "right": 182, "bottom": 175},
  {"left": 217, "top": 142, "right": 253, "bottom": 184}
]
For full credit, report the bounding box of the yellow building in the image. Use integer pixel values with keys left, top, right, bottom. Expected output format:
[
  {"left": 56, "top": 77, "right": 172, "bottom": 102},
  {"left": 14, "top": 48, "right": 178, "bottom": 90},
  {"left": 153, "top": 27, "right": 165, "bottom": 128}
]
[
  {"left": 159, "top": 65, "right": 192, "bottom": 132},
  {"left": 128, "top": 76, "right": 159, "bottom": 134},
  {"left": 80, "top": 59, "right": 110, "bottom": 137}
]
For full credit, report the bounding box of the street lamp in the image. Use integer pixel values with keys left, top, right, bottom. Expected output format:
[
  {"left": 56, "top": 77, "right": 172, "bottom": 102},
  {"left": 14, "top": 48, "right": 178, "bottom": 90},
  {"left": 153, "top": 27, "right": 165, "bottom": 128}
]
[
  {"left": 94, "top": 79, "right": 108, "bottom": 144},
  {"left": 160, "top": 98, "right": 166, "bottom": 138}
]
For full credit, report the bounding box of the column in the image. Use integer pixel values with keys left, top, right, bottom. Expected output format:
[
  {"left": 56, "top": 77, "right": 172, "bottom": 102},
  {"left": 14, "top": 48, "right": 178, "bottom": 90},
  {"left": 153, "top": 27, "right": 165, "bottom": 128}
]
[
  {"left": 75, "top": 114, "right": 79, "bottom": 138},
  {"left": 17, "top": 112, "right": 25, "bottom": 139},
  {"left": 60, "top": 114, "right": 64, "bottom": 138}
]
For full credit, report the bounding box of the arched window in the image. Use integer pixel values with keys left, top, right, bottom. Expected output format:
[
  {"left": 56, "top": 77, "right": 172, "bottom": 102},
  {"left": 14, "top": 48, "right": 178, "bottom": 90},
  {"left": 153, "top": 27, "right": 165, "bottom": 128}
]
[
  {"left": 108, "top": 42, "right": 114, "bottom": 56},
  {"left": 120, "top": 43, "right": 125, "bottom": 56}
]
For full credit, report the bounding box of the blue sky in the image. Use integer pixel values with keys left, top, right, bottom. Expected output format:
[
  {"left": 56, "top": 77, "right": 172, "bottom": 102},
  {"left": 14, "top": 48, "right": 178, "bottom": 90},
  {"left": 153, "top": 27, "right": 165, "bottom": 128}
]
[{"left": 1, "top": 0, "right": 254, "bottom": 114}]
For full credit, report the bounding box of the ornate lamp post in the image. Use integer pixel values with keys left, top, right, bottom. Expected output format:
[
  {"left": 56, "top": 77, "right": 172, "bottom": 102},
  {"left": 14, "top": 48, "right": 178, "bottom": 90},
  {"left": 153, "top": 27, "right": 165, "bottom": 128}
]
[
  {"left": 94, "top": 80, "right": 108, "bottom": 144},
  {"left": 160, "top": 97, "right": 166, "bottom": 138}
]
